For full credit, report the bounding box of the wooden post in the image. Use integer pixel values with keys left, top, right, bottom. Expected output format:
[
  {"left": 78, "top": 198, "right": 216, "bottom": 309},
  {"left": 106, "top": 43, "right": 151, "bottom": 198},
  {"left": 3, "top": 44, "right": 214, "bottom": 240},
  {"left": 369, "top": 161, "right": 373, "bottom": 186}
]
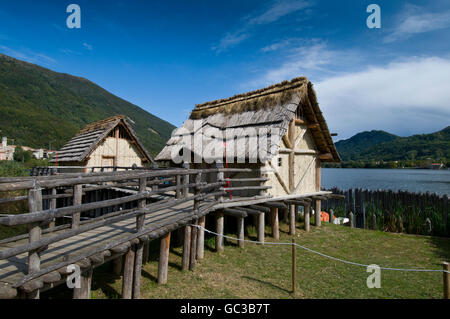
[
  {"left": 289, "top": 204, "right": 296, "bottom": 235},
  {"left": 258, "top": 212, "right": 265, "bottom": 245},
  {"left": 349, "top": 212, "right": 354, "bottom": 228},
  {"left": 197, "top": 216, "right": 206, "bottom": 259},
  {"left": 329, "top": 209, "right": 334, "bottom": 224},
  {"left": 237, "top": 217, "right": 245, "bottom": 248},
  {"left": 292, "top": 238, "right": 296, "bottom": 295},
  {"left": 112, "top": 256, "right": 123, "bottom": 276},
  {"left": 73, "top": 268, "right": 92, "bottom": 299},
  {"left": 122, "top": 246, "right": 135, "bottom": 299},
  {"left": 304, "top": 202, "right": 311, "bottom": 232},
  {"left": 175, "top": 174, "right": 181, "bottom": 199},
  {"left": 182, "top": 226, "right": 191, "bottom": 271},
  {"left": 72, "top": 184, "right": 82, "bottom": 229},
  {"left": 372, "top": 214, "right": 377, "bottom": 230},
  {"left": 27, "top": 187, "right": 43, "bottom": 299},
  {"left": 315, "top": 200, "right": 321, "bottom": 227},
  {"left": 158, "top": 232, "right": 171, "bottom": 284},
  {"left": 49, "top": 188, "right": 57, "bottom": 229},
  {"left": 216, "top": 161, "right": 224, "bottom": 202},
  {"left": 216, "top": 212, "right": 224, "bottom": 252},
  {"left": 443, "top": 262, "right": 449, "bottom": 299},
  {"left": 182, "top": 162, "right": 190, "bottom": 197},
  {"left": 133, "top": 177, "right": 147, "bottom": 298},
  {"left": 189, "top": 221, "right": 198, "bottom": 271},
  {"left": 271, "top": 207, "right": 279, "bottom": 240}
]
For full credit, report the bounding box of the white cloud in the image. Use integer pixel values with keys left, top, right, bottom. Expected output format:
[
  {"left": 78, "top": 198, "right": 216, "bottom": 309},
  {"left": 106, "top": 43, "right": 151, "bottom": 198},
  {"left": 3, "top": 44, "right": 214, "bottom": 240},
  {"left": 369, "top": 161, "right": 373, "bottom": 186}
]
[
  {"left": 213, "top": 0, "right": 312, "bottom": 52},
  {"left": 384, "top": 7, "right": 450, "bottom": 43},
  {"left": 246, "top": 40, "right": 362, "bottom": 88},
  {"left": 82, "top": 43, "right": 93, "bottom": 51},
  {"left": 315, "top": 57, "right": 450, "bottom": 139},
  {"left": 0, "top": 45, "right": 56, "bottom": 65}
]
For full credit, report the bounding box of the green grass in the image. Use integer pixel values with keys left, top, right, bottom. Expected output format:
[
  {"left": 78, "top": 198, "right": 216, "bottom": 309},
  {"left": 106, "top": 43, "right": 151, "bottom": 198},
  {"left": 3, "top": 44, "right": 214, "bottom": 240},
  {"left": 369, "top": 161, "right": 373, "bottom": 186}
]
[{"left": 42, "top": 221, "right": 450, "bottom": 299}]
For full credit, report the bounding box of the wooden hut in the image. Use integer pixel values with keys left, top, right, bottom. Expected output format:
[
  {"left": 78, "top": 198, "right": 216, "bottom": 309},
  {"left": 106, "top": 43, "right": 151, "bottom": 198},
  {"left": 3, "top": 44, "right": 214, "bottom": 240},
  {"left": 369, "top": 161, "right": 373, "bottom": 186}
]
[
  {"left": 155, "top": 77, "right": 340, "bottom": 199},
  {"left": 51, "top": 115, "right": 156, "bottom": 170}
]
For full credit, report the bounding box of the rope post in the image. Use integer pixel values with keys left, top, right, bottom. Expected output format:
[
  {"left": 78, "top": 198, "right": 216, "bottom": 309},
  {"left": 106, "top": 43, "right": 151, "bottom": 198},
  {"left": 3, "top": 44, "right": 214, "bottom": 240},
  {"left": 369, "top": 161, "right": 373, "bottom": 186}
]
[
  {"left": 289, "top": 204, "right": 296, "bottom": 235},
  {"left": 444, "top": 262, "right": 449, "bottom": 299},
  {"left": 292, "top": 238, "right": 296, "bottom": 295}
]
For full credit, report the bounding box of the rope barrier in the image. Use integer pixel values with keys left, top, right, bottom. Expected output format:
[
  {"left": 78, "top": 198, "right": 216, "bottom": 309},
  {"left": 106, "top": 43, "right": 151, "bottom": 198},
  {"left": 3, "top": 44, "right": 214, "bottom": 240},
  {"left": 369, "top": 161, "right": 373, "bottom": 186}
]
[{"left": 190, "top": 224, "right": 450, "bottom": 274}]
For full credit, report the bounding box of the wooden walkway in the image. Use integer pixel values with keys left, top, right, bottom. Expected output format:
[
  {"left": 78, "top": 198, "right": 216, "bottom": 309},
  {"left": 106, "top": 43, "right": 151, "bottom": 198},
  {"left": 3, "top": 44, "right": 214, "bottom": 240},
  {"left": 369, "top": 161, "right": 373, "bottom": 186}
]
[{"left": 0, "top": 168, "right": 338, "bottom": 299}]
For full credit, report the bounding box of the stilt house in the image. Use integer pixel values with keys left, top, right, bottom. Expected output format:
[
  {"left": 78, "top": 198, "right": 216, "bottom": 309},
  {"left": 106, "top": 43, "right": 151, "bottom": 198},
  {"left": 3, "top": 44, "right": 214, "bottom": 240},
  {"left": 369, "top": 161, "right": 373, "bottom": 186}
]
[{"left": 51, "top": 115, "right": 156, "bottom": 170}]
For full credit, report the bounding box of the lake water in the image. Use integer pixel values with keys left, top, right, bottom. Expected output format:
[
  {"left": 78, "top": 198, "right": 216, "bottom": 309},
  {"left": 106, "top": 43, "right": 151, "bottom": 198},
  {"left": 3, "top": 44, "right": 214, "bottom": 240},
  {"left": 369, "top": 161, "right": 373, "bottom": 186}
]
[{"left": 322, "top": 168, "right": 450, "bottom": 196}]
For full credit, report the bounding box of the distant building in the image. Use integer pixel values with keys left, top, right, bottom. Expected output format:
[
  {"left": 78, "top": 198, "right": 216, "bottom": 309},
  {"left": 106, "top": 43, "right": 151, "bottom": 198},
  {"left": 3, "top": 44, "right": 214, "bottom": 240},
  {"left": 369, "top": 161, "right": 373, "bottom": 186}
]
[
  {"left": 51, "top": 115, "right": 156, "bottom": 170},
  {"left": 0, "top": 137, "right": 15, "bottom": 161},
  {"left": 429, "top": 163, "right": 444, "bottom": 170}
]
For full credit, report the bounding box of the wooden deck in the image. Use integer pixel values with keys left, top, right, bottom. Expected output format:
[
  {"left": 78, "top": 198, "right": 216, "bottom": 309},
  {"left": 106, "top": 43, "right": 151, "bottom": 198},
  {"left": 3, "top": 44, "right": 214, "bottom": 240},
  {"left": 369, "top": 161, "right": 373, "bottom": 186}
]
[{"left": 0, "top": 197, "right": 207, "bottom": 288}]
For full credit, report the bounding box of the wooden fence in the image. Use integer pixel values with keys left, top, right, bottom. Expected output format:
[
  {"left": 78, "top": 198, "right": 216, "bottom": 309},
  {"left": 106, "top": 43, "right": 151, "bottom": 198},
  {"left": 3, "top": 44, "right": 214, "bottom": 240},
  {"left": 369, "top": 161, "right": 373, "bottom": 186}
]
[{"left": 322, "top": 187, "right": 449, "bottom": 237}]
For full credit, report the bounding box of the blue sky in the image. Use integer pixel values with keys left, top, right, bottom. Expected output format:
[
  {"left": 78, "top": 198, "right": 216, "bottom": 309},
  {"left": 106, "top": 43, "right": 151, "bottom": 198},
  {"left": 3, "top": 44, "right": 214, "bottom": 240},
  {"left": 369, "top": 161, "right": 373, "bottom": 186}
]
[{"left": 0, "top": 0, "right": 449, "bottom": 140}]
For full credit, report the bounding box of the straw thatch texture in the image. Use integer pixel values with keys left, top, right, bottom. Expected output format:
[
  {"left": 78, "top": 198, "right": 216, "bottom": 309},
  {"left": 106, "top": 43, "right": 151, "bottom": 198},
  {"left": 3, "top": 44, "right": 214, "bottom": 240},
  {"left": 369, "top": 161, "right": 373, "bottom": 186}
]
[
  {"left": 51, "top": 115, "right": 155, "bottom": 165},
  {"left": 156, "top": 77, "right": 340, "bottom": 163}
]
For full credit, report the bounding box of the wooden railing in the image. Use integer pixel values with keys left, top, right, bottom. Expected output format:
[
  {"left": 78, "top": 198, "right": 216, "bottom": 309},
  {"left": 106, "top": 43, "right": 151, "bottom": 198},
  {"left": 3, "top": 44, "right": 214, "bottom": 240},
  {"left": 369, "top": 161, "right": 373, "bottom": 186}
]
[{"left": 0, "top": 167, "right": 270, "bottom": 291}]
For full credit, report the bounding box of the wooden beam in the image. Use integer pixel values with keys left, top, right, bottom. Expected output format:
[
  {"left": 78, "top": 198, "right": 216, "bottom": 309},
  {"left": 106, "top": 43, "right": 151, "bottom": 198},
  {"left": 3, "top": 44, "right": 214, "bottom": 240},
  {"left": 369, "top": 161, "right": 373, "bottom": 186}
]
[
  {"left": 318, "top": 153, "right": 333, "bottom": 160},
  {"left": 282, "top": 135, "right": 293, "bottom": 150},
  {"left": 295, "top": 118, "right": 305, "bottom": 125},
  {"left": 308, "top": 123, "right": 320, "bottom": 130},
  {"left": 268, "top": 161, "right": 290, "bottom": 195}
]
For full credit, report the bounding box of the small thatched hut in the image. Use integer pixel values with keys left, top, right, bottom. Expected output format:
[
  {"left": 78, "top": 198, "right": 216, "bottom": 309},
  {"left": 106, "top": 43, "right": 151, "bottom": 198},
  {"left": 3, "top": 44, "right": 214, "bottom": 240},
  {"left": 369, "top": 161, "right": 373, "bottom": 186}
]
[
  {"left": 51, "top": 115, "right": 156, "bottom": 170},
  {"left": 155, "top": 77, "right": 340, "bottom": 201}
]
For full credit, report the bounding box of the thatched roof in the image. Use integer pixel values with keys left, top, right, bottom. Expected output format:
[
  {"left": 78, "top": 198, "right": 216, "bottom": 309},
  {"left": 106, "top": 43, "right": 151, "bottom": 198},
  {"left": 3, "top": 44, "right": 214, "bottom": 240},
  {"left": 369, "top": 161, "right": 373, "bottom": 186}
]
[
  {"left": 51, "top": 115, "right": 155, "bottom": 165},
  {"left": 155, "top": 77, "right": 340, "bottom": 163}
]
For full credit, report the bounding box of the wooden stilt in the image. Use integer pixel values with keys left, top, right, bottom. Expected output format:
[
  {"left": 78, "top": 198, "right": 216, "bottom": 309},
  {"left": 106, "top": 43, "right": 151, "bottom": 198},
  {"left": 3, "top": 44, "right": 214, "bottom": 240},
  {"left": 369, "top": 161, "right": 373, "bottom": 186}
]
[
  {"left": 182, "top": 226, "right": 191, "bottom": 271},
  {"left": 158, "top": 232, "right": 171, "bottom": 284},
  {"left": 258, "top": 212, "right": 265, "bottom": 245},
  {"left": 197, "top": 216, "right": 205, "bottom": 259},
  {"left": 315, "top": 199, "right": 322, "bottom": 227},
  {"left": 122, "top": 246, "right": 135, "bottom": 299},
  {"left": 271, "top": 207, "right": 279, "bottom": 240},
  {"left": 73, "top": 268, "right": 92, "bottom": 299},
  {"left": 289, "top": 204, "right": 296, "bottom": 235},
  {"left": 237, "top": 217, "right": 245, "bottom": 248},
  {"left": 143, "top": 241, "right": 150, "bottom": 263},
  {"left": 216, "top": 212, "right": 224, "bottom": 252},
  {"left": 304, "top": 203, "right": 310, "bottom": 232},
  {"left": 112, "top": 256, "right": 123, "bottom": 276},
  {"left": 189, "top": 221, "right": 198, "bottom": 271},
  {"left": 132, "top": 241, "right": 144, "bottom": 299}
]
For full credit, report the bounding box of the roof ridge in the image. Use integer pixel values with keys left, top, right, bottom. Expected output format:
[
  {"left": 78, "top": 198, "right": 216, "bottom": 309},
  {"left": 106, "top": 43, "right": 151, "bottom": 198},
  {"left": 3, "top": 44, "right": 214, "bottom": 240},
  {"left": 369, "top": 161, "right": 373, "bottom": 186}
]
[{"left": 195, "top": 76, "right": 308, "bottom": 109}]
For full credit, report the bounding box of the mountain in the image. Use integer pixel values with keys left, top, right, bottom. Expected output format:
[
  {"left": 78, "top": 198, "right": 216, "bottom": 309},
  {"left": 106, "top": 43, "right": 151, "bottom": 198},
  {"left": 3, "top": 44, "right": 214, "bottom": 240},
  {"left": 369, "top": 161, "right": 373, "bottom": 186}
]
[
  {"left": 335, "top": 127, "right": 450, "bottom": 162},
  {"left": 0, "top": 53, "right": 175, "bottom": 156}
]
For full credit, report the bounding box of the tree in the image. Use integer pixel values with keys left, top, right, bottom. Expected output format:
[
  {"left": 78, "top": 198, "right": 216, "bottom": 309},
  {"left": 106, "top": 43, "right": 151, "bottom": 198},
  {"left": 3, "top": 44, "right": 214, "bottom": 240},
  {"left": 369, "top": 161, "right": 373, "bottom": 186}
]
[{"left": 13, "top": 146, "right": 33, "bottom": 163}]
